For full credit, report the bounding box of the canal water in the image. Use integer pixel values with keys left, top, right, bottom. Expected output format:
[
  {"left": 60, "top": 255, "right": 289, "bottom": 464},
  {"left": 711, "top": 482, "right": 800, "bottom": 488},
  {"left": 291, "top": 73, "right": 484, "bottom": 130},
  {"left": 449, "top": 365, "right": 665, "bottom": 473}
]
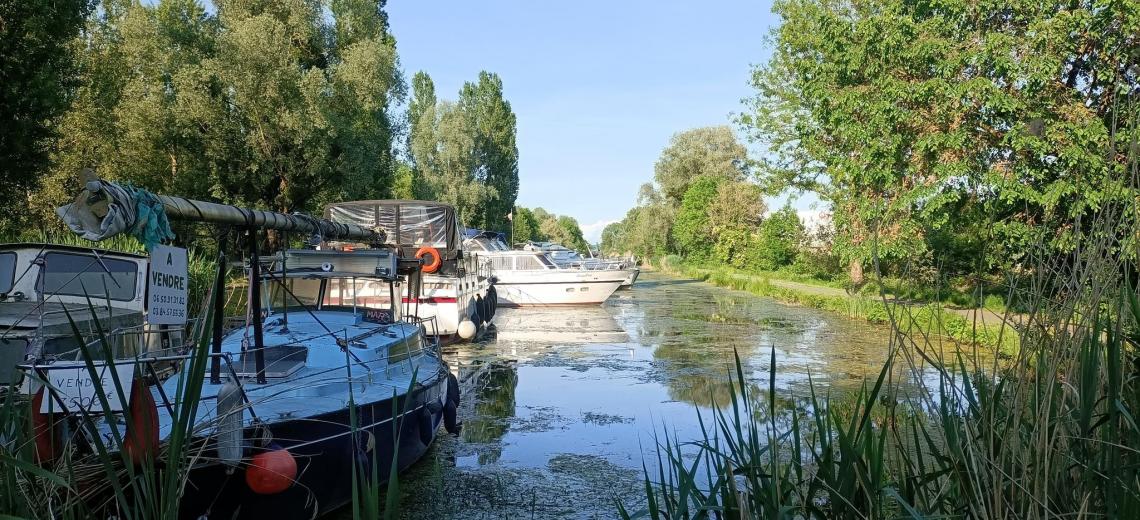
[{"left": 396, "top": 272, "right": 899, "bottom": 518}]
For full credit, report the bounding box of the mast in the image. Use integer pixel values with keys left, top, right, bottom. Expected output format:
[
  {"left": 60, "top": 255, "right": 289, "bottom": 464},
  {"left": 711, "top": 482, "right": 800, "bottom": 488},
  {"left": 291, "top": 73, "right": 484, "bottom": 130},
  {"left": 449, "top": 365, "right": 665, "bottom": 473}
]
[{"left": 57, "top": 175, "right": 385, "bottom": 244}]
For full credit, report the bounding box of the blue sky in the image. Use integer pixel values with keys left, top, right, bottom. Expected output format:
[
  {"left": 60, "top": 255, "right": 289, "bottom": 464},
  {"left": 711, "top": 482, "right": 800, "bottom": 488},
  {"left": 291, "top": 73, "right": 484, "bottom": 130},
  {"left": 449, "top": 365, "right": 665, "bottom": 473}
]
[{"left": 389, "top": 1, "right": 789, "bottom": 241}]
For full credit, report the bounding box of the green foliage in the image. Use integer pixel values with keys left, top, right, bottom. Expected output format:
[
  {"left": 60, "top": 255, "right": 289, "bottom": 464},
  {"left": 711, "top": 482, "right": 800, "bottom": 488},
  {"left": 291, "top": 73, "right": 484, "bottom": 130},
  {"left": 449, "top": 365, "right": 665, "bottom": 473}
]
[
  {"left": 511, "top": 206, "right": 542, "bottom": 244},
  {"left": 752, "top": 206, "right": 804, "bottom": 271},
  {"left": 599, "top": 220, "right": 626, "bottom": 256},
  {"left": 0, "top": 0, "right": 94, "bottom": 234},
  {"left": 555, "top": 216, "right": 588, "bottom": 253},
  {"left": 740, "top": 0, "right": 1140, "bottom": 272},
  {"left": 22, "top": 0, "right": 405, "bottom": 233},
  {"left": 671, "top": 177, "right": 720, "bottom": 262},
  {"left": 407, "top": 71, "right": 519, "bottom": 229},
  {"left": 521, "top": 207, "right": 588, "bottom": 252},
  {"left": 653, "top": 126, "right": 749, "bottom": 206},
  {"left": 609, "top": 127, "right": 756, "bottom": 261},
  {"left": 410, "top": 99, "right": 497, "bottom": 226},
  {"left": 460, "top": 72, "right": 519, "bottom": 232}
]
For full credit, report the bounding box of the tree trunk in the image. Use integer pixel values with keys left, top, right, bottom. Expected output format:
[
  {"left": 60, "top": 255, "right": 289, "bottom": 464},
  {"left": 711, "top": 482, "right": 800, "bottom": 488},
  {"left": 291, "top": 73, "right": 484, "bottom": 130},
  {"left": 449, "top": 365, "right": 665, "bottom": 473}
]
[{"left": 848, "top": 258, "right": 865, "bottom": 292}]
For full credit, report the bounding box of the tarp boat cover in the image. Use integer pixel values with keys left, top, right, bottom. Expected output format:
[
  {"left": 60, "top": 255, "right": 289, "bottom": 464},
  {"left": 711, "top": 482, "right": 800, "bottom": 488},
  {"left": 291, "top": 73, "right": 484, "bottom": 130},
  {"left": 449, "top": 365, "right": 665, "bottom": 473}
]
[{"left": 325, "top": 200, "right": 462, "bottom": 258}]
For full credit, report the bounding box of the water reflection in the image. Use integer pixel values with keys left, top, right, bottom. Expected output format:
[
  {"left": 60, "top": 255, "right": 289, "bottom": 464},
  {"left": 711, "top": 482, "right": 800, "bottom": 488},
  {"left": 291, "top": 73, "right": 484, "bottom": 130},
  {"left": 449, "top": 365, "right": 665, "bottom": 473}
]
[{"left": 459, "top": 362, "right": 517, "bottom": 465}]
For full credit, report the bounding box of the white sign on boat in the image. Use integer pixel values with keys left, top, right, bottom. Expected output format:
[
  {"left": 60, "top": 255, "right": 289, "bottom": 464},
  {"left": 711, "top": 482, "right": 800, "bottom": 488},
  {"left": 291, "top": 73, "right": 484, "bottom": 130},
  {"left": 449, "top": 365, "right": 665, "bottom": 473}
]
[
  {"left": 37, "top": 362, "right": 135, "bottom": 413},
  {"left": 148, "top": 244, "right": 188, "bottom": 325}
]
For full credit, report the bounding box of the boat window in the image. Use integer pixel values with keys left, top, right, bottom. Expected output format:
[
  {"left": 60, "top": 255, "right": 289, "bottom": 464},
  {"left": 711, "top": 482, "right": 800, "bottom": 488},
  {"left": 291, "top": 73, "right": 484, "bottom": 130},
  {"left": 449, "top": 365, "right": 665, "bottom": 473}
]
[
  {"left": 536, "top": 255, "right": 556, "bottom": 268},
  {"left": 0, "top": 252, "right": 15, "bottom": 294},
  {"left": 399, "top": 205, "right": 449, "bottom": 247},
  {"left": 0, "top": 338, "right": 26, "bottom": 385},
  {"left": 42, "top": 252, "right": 138, "bottom": 301},
  {"left": 323, "top": 278, "right": 393, "bottom": 309},
  {"left": 269, "top": 278, "right": 323, "bottom": 309},
  {"left": 490, "top": 256, "right": 515, "bottom": 272},
  {"left": 515, "top": 255, "right": 545, "bottom": 270}
]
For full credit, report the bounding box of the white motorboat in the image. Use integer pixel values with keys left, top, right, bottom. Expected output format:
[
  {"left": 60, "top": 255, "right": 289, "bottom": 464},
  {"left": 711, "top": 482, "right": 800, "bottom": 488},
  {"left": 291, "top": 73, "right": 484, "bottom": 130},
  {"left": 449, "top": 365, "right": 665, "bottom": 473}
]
[
  {"left": 520, "top": 241, "right": 639, "bottom": 288},
  {"left": 326, "top": 200, "right": 493, "bottom": 342},
  {"left": 467, "top": 236, "right": 625, "bottom": 306}
]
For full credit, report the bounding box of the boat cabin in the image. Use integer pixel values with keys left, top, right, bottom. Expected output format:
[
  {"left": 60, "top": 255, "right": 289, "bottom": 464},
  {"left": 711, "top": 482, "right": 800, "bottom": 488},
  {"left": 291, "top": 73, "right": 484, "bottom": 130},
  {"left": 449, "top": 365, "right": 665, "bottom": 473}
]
[{"left": 0, "top": 243, "right": 149, "bottom": 385}]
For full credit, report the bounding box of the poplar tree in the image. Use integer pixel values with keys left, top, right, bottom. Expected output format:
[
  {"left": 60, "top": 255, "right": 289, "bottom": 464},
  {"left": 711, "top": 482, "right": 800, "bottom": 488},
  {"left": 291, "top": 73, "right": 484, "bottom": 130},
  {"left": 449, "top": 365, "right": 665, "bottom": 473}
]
[{"left": 460, "top": 72, "right": 519, "bottom": 232}]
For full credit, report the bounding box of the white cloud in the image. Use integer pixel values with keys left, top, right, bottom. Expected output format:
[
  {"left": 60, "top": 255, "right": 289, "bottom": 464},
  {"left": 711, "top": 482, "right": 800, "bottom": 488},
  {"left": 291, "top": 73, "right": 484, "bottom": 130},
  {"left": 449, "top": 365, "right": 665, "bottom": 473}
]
[{"left": 580, "top": 219, "right": 618, "bottom": 244}]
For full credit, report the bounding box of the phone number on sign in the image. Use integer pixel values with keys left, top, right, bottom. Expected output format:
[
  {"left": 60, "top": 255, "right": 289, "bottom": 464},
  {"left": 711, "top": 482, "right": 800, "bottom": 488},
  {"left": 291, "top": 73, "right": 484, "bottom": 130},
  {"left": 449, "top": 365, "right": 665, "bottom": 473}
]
[
  {"left": 151, "top": 294, "right": 185, "bottom": 305},
  {"left": 150, "top": 306, "right": 185, "bottom": 318}
]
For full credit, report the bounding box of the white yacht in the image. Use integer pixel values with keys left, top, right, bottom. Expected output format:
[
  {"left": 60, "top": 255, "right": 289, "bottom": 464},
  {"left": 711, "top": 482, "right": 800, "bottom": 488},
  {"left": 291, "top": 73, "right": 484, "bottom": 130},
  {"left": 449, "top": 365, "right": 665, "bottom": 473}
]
[
  {"left": 326, "top": 200, "right": 493, "bottom": 341},
  {"left": 521, "top": 242, "right": 639, "bottom": 287},
  {"left": 466, "top": 236, "right": 626, "bottom": 307}
]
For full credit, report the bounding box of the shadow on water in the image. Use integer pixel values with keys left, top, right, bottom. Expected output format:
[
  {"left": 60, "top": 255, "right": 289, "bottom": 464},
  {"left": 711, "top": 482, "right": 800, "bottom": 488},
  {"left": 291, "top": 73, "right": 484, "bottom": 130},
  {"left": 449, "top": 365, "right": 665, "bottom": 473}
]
[{"left": 393, "top": 271, "right": 907, "bottom": 518}]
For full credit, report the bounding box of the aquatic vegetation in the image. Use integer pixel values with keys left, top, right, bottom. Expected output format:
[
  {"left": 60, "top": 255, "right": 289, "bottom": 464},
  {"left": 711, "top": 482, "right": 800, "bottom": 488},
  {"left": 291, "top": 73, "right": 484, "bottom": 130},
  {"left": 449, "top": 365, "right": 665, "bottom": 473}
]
[{"left": 623, "top": 263, "right": 1140, "bottom": 517}]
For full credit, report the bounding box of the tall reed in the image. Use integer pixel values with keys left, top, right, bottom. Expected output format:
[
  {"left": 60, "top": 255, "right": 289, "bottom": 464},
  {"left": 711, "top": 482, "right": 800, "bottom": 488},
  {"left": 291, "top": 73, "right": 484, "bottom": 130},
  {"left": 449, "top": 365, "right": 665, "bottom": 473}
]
[{"left": 0, "top": 253, "right": 222, "bottom": 518}]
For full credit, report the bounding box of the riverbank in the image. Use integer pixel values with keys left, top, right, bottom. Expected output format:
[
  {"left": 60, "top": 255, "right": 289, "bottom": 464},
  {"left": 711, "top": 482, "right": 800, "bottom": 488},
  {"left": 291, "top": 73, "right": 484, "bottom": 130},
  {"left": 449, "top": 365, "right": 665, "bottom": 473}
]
[{"left": 651, "top": 256, "right": 1020, "bottom": 355}]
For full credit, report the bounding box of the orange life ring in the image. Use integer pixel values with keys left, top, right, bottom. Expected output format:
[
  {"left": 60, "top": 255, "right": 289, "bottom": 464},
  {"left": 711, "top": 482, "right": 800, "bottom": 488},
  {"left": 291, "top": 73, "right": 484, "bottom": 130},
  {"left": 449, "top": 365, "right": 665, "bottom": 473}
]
[{"left": 415, "top": 246, "right": 442, "bottom": 273}]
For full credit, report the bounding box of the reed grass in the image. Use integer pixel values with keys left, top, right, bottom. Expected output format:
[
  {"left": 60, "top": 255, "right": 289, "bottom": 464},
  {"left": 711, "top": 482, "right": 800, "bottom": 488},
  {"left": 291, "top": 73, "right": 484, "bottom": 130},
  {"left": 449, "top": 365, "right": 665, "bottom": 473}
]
[{"left": 0, "top": 253, "right": 222, "bottom": 518}]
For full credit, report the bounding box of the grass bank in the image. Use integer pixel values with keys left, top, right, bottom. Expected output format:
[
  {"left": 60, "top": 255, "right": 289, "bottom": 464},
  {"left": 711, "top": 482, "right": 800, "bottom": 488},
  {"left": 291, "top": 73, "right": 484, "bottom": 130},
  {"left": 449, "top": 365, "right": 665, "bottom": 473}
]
[{"left": 652, "top": 256, "right": 1020, "bottom": 355}]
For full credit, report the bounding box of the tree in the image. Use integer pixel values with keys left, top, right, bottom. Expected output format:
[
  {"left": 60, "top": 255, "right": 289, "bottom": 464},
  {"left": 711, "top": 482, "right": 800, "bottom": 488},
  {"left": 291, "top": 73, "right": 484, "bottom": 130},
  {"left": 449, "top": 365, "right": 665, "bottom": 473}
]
[
  {"left": 671, "top": 177, "right": 721, "bottom": 262},
  {"left": 741, "top": 0, "right": 1139, "bottom": 282},
  {"left": 653, "top": 126, "right": 749, "bottom": 206},
  {"left": 511, "top": 206, "right": 542, "bottom": 244},
  {"left": 0, "top": 0, "right": 94, "bottom": 233},
  {"left": 28, "top": 0, "right": 405, "bottom": 234},
  {"left": 407, "top": 71, "right": 436, "bottom": 163},
  {"left": 528, "top": 207, "right": 588, "bottom": 252},
  {"left": 600, "top": 220, "right": 626, "bottom": 257},
  {"left": 556, "top": 215, "right": 589, "bottom": 252},
  {"left": 619, "top": 203, "right": 674, "bottom": 260},
  {"left": 753, "top": 206, "right": 804, "bottom": 271},
  {"left": 460, "top": 72, "right": 518, "bottom": 232},
  {"left": 410, "top": 101, "right": 496, "bottom": 226},
  {"left": 709, "top": 181, "right": 766, "bottom": 266}
]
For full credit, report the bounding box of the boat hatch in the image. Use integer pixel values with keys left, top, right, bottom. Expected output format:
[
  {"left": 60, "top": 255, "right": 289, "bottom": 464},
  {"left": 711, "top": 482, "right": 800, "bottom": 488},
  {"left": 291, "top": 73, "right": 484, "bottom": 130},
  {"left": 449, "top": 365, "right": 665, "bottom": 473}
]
[{"left": 232, "top": 345, "right": 307, "bottom": 379}]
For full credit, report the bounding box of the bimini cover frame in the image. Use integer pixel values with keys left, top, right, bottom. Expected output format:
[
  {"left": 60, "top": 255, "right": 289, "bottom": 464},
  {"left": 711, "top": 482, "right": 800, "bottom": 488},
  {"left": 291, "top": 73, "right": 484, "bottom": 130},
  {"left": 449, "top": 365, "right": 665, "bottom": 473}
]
[{"left": 325, "top": 200, "right": 462, "bottom": 257}]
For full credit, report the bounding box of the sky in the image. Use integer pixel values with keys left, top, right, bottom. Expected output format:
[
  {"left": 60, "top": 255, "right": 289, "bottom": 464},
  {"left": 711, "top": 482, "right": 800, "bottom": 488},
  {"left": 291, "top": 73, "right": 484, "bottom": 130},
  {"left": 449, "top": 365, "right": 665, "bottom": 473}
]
[{"left": 388, "top": 1, "right": 787, "bottom": 242}]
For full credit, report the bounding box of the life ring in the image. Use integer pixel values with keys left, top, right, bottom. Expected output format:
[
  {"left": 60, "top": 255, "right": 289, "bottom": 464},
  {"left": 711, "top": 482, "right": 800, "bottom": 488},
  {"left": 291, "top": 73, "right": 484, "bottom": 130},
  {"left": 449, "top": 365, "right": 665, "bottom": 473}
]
[{"left": 415, "top": 246, "right": 442, "bottom": 273}]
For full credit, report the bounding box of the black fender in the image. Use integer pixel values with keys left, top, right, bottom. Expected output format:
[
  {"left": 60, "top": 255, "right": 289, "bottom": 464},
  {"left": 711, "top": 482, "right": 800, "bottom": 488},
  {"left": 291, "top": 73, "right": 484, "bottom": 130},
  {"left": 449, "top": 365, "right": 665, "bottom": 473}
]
[{"left": 444, "top": 372, "right": 461, "bottom": 434}]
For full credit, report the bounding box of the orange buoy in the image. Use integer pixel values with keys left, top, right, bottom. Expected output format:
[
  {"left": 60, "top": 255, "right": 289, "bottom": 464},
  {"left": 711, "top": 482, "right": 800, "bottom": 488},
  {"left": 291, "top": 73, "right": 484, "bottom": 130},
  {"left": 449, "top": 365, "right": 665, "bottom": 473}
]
[
  {"left": 245, "top": 446, "right": 298, "bottom": 494},
  {"left": 415, "top": 246, "right": 442, "bottom": 273},
  {"left": 122, "top": 377, "right": 159, "bottom": 465}
]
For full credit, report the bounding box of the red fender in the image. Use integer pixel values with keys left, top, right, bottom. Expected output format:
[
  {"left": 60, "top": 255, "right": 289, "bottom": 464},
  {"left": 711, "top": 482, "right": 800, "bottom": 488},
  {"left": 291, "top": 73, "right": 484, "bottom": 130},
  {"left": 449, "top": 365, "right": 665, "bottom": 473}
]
[
  {"left": 122, "top": 377, "right": 159, "bottom": 465},
  {"left": 30, "top": 390, "right": 60, "bottom": 464}
]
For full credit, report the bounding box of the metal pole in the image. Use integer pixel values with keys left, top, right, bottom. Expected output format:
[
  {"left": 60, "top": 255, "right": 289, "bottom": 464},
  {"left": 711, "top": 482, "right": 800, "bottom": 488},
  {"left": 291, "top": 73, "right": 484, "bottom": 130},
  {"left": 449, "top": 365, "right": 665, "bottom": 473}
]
[
  {"left": 209, "top": 236, "right": 228, "bottom": 384},
  {"left": 248, "top": 231, "right": 266, "bottom": 384},
  {"left": 64, "top": 178, "right": 385, "bottom": 244}
]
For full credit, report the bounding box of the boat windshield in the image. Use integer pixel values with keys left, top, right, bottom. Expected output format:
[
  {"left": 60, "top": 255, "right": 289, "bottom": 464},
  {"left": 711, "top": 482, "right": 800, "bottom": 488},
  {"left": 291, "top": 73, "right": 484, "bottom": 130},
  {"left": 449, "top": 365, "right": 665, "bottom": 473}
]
[
  {"left": 267, "top": 277, "right": 395, "bottom": 311},
  {"left": 0, "top": 252, "right": 15, "bottom": 294},
  {"left": 324, "top": 278, "right": 395, "bottom": 309},
  {"left": 41, "top": 252, "right": 138, "bottom": 301}
]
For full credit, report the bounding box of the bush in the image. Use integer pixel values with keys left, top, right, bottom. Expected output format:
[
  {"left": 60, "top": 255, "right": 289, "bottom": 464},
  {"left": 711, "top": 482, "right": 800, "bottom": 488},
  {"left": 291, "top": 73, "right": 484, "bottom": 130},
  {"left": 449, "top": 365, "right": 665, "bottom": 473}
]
[{"left": 752, "top": 206, "right": 803, "bottom": 271}]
